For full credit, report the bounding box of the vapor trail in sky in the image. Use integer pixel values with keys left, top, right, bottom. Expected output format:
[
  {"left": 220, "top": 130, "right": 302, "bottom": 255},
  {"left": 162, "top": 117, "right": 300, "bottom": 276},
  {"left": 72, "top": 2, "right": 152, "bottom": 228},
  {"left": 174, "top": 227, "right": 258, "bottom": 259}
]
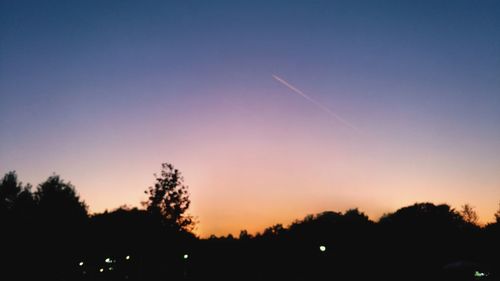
[{"left": 272, "top": 74, "right": 359, "bottom": 132}]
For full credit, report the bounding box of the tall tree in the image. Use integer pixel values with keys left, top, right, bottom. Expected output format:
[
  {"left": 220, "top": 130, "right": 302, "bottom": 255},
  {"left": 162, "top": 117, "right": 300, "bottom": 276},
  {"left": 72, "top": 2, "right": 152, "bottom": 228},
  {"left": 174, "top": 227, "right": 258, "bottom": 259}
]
[
  {"left": 460, "top": 204, "right": 479, "bottom": 225},
  {"left": 0, "top": 171, "right": 23, "bottom": 213},
  {"left": 144, "top": 163, "right": 194, "bottom": 231},
  {"left": 0, "top": 171, "right": 34, "bottom": 218},
  {"left": 28, "top": 175, "right": 88, "bottom": 280},
  {"left": 34, "top": 174, "right": 88, "bottom": 223}
]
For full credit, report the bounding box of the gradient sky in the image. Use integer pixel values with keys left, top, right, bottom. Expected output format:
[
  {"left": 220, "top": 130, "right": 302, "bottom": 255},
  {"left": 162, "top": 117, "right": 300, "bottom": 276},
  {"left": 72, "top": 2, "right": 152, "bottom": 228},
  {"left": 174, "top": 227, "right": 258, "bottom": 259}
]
[{"left": 1, "top": 0, "right": 499, "bottom": 237}]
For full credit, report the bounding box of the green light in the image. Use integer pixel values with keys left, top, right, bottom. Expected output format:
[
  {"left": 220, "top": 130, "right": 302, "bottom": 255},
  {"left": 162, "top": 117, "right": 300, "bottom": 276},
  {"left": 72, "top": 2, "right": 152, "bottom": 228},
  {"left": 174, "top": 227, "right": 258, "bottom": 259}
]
[{"left": 474, "top": 271, "right": 486, "bottom": 277}]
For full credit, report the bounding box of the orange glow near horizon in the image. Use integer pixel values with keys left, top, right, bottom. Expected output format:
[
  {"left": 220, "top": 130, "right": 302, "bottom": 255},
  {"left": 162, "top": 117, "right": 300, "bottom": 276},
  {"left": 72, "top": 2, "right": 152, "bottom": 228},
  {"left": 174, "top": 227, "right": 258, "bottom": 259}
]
[
  {"left": 5, "top": 94, "right": 498, "bottom": 238},
  {"left": 2, "top": 0, "right": 500, "bottom": 239}
]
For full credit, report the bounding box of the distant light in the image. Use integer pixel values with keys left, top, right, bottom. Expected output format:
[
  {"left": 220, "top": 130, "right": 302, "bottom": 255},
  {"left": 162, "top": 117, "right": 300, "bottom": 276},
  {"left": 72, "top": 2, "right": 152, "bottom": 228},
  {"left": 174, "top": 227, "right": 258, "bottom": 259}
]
[
  {"left": 126, "top": 255, "right": 130, "bottom": 260},
  {"left": 78, "top": 261, "right": 84, "bottom": 266},
  {"left": 99, "top": 268, "right": 104, "bottom": 273},
  {"left": 108, "top": 267, "right": 113, "bottom": 271},
  {"left": 319, "top": 245, "right": 326, "bottom": 252},
  {"left": 105, "top": 258, "right": 112, "bottom": 263},
  {"left": 183, "top": 254, "right": 189, "bottom": 260},
  {"left": 475, "top": 271, "right": 487, "bottom": 277}
]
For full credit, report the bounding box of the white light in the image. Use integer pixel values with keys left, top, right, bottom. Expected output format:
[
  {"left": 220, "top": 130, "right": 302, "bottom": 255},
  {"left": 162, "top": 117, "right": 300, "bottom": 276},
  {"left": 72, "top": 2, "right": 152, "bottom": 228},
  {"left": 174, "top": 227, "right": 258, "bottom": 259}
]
[
  {"left": 183, "top": 254, "right": 189, "bottom": 259},
  {"left": 78, "top": 261, "right": 84, "bottom": 266},
  {"left": 475, "top": 271, "right": 487, "bottom": 277},
  {"left": 108, "top": 267, "right": 113, "bottom": 271},
  {"left": 105, "top": 258, "right": 112, "bottom": 263},
  {"left": 126, "top": 255, "right": 130, "bottom": 260},
  {"left": 99, "top": 268, "right": 104, "bottom": 273},
  {"left": 319, "top": 245, "right": 326, "bottom": 252}
]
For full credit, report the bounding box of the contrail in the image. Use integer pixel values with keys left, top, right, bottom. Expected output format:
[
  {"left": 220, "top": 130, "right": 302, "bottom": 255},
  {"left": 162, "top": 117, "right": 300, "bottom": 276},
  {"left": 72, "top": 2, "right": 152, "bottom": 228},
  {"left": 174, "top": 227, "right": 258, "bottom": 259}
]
[{"left": 272, "top": 74, "right": 359, "bottom": 132}]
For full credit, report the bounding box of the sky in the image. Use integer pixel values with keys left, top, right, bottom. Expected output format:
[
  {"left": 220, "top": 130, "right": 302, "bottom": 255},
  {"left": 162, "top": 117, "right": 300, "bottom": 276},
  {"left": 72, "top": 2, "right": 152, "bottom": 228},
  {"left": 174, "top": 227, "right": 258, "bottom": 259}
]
[{"left": 1, "top": 0, "right": 499, "bottom": 237}]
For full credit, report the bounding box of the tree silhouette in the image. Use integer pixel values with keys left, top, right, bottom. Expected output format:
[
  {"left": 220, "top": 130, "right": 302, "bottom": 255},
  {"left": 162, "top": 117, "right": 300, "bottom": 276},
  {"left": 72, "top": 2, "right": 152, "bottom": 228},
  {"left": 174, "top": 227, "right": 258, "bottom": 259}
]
[
  {"left": 0, "top": 172, "right": 36, "bottom": 281},
  {"left": 263, "top": 224, "right": 285, "bottom": 237},
  {"left": 3, "top": 168, "right": 500, "bottom": 281},
  {"left": 239, "top": 229, "right": 252, "bottom": 240},
  {"left": 34, "top": 174, "right": 88, "bottom": 222},
  {"left": 30, "top": 175, "right": 89, "bottom": 280},
  {"left": 143, "top": 163, "right": 194, "bottom": 232},
  {"left": 495, "top": 202, "right": 500, "bottom": 223},
  {"left": 1, "top": 171, "right": 27, "bottom": 213},
  {"left": 0, "top": 171, "right": 35, "bottom": 224},
  {"left": 460, "top": 204, "right": 479, "bottom": 225}
]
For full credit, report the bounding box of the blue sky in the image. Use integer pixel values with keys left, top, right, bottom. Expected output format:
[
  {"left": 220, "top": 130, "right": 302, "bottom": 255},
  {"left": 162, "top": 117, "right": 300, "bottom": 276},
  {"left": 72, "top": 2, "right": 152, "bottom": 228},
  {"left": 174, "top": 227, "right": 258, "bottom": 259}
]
[{"left": 1, "top": 0, "right": 499, "bottom": 236}]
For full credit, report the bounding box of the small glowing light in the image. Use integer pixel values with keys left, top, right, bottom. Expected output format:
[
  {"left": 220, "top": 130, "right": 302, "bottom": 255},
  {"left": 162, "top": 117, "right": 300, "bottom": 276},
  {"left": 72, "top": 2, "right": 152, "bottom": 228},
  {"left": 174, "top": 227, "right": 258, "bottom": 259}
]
[
  {"left": 78, "top": 261, "right": 84, "bottom": 266},
  {"left": 126, "top": 255, "right": 130, "bottom": 260},
  {"left": 183, "top": 254, "right": 189, "bottom": 259},
  {"left": 319, "top": 245, "right": 326, "bottom": 252},
  {"left": 474, "top": 271, "right": 486, "bottom": 277},
  {"left": 105, "top": 258, "right": 112, "bottom": 263},
  {"left": 108, "top": 267, "right": 113, "bottom": 271},
  {"left": 99, "top": 268, "right": 104, "bottom": 273}
]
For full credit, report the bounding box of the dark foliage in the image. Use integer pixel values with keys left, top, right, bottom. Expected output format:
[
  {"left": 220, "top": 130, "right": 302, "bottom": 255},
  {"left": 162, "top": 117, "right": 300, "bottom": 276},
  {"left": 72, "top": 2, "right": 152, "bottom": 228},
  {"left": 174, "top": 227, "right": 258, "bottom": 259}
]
[
  {"left": 143, "top": 163, "right": 195, "bottom": 232},
  {"left": 1, "top": 170, "right": 499, "bottom": 281}
]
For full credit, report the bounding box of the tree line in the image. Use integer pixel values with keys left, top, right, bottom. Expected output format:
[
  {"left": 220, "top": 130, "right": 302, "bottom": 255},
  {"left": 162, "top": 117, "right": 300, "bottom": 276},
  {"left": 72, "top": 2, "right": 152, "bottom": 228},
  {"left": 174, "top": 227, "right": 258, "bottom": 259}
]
[
  {"left": 1, "top": 163, "right": 499, "bottom": 281},
  {"left": 1, "top": 163, "right": 195, "bottom": 281}
]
